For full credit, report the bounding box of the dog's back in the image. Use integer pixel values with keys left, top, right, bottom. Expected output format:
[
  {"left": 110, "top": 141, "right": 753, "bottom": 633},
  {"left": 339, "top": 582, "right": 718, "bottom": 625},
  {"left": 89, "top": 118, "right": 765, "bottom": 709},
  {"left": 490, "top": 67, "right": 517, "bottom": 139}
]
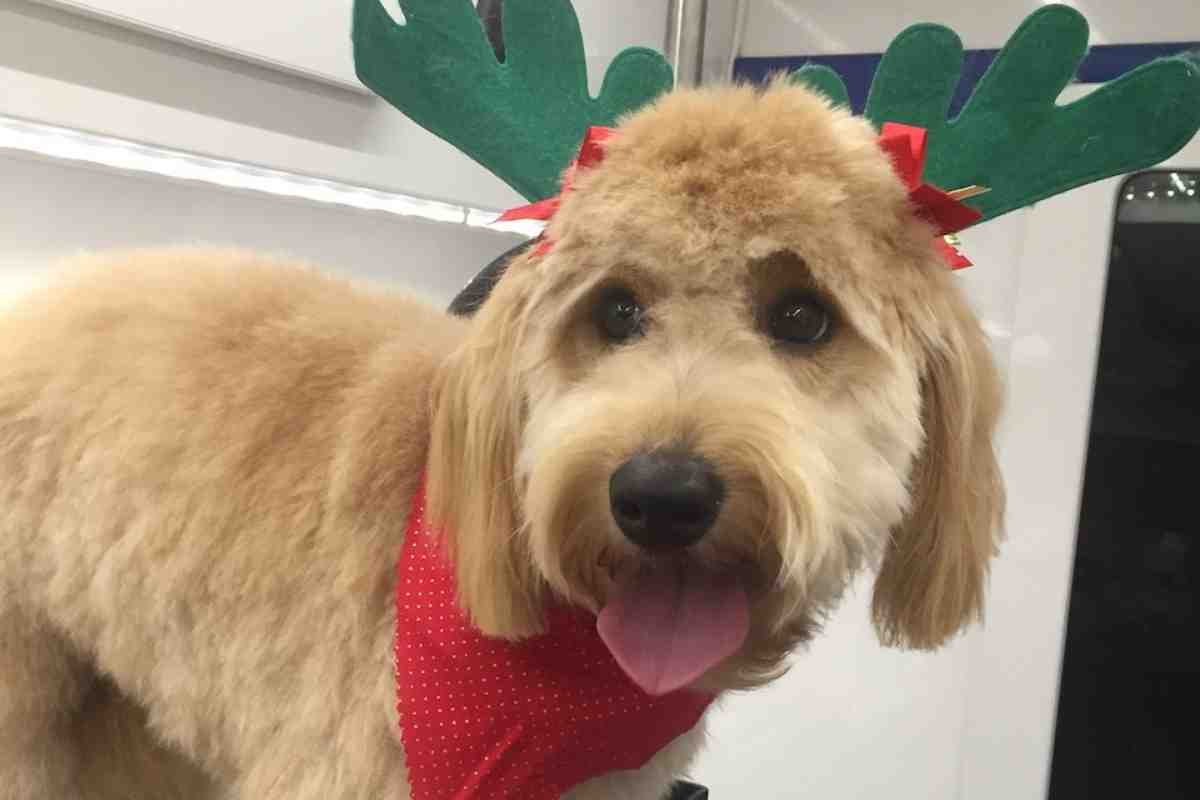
[{"left": 0, "top": 247, "right": 461, "bottom": 797}]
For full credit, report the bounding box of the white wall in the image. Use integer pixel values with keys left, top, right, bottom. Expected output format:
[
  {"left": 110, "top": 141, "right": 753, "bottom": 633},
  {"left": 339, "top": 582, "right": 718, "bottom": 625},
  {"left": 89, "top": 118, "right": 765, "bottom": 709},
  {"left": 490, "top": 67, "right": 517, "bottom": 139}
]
[
  {"left": 0, "top": 150, "right": 522, "bottom": 305},
  {"left": 30, "top": 0, "right": 370, "bottom": 91},
  {"left": 741, "top": 0, "right": 1200, "bottom": 56},
  {"left": 956, "top": 133, "right": 1200, "bottom": 800},
  {"left": 0, "top": 0, "right": 671, "bottom": 211}
]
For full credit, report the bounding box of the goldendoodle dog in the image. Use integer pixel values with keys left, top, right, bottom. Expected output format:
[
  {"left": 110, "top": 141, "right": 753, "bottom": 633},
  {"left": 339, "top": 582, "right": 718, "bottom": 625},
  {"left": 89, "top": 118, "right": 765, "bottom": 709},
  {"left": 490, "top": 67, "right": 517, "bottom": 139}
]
[{"left": 0, "top": 82, "right": 1003, "bottom": 799}]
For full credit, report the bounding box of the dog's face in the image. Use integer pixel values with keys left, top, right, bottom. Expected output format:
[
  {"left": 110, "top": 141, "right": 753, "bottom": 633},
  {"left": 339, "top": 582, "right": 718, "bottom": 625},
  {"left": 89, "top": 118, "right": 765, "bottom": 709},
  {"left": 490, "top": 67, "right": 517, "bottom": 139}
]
[{"left": 429, "top": 82, "right": 1003, "bottom": 693}]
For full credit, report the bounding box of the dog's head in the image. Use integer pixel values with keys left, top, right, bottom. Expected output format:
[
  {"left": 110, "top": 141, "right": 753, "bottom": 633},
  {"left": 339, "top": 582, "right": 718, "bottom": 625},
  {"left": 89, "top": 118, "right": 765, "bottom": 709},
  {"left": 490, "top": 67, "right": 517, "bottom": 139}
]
[{"left": 428, "top": 81, "right": 1004, "bottom": 694}]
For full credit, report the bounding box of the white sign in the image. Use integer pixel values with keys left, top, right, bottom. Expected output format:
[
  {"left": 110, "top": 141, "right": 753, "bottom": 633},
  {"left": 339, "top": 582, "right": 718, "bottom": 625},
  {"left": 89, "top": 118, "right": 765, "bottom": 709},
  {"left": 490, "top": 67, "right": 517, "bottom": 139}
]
[{"left": 32, "top": 0, "right": 367, "bottom": 92}]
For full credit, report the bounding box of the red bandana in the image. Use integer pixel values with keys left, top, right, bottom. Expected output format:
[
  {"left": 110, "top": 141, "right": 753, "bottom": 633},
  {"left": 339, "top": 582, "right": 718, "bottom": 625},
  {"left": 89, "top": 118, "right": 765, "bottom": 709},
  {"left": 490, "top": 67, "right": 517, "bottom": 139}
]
[
  {"left": 394, "top": 478, "right": 714, "bottom": 800},
  {"left": 499, "top": 122, "right": 982, "bottom": 268}
]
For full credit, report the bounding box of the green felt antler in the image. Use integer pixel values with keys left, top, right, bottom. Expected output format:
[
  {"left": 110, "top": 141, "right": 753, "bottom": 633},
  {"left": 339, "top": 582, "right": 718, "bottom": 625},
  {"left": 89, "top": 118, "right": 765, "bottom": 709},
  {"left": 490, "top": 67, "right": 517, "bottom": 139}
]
[
  {"left": 792, "top": 4, "right": 1200, "bottom": 224},
  {"left": 352, "top": 0, "right": 673, "bottom": 202}
]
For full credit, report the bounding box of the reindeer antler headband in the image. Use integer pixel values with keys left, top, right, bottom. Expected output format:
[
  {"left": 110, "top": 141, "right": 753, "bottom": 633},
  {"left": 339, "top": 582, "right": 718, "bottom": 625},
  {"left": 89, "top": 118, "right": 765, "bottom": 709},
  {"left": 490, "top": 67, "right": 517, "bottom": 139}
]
[
  {"left": 352, "top": 0, "right": 670, "bottom": 203},
  {"left": 353, "top": 1, "right": 1200, "bottom": 266}
]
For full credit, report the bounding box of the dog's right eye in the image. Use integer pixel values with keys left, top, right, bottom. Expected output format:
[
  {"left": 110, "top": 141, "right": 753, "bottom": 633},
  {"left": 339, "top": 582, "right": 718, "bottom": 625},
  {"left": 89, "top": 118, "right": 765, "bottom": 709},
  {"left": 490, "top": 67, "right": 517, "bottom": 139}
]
[
  {"left": 767, "top": 291, "right": 832, "bottom": 345},
  {"left": 594, "top": 287, "right": 646, "bottom": 343}
]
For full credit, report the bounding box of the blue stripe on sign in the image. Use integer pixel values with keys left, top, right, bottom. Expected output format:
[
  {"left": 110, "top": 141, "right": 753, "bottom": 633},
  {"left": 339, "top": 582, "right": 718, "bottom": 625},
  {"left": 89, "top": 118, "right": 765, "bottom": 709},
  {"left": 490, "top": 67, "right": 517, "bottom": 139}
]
[{"left": 734, "top": 42, "right": 1200, "bottom": 116}]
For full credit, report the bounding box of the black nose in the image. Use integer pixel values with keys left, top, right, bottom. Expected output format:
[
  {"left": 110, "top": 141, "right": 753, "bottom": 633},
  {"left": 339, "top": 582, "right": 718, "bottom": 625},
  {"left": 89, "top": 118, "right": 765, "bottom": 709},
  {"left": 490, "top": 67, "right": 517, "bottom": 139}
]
[{"left": 609, "top": 451, "right": 725, "bottom": 551}]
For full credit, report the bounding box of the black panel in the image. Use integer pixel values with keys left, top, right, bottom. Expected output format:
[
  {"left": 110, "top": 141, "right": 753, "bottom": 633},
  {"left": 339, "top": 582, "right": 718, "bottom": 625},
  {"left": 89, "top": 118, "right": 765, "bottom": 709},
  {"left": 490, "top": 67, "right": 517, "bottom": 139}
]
[{"left": 1048, "top": 171, "right": 1199, "bottom": 799}]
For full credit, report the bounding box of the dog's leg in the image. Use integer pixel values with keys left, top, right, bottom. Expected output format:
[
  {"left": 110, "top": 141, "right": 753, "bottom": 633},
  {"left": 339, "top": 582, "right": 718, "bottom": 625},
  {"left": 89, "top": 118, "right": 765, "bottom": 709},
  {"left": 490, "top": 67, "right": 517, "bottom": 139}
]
[
  {"left": 0, "top": 603, "right": 92, "bottom": 799},
  {"left": 74, "top": 677, "right": 219, "bottom": 800},
  {"left": 0, "top": 605, "right": 219, "bottom": 800}
]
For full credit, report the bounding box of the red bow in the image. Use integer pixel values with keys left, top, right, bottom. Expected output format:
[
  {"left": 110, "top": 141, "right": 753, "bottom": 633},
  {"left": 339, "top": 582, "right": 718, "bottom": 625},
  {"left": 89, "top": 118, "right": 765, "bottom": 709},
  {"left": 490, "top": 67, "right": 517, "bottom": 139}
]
[
  {"left": 497, "top": 126, "right": 614, "bottom": 256},
  {"left": 876, "top": 122, "right": 982, "bottom": 268},
  {"left": 498, "top": 122, "right": 980, "bottom": 268}
]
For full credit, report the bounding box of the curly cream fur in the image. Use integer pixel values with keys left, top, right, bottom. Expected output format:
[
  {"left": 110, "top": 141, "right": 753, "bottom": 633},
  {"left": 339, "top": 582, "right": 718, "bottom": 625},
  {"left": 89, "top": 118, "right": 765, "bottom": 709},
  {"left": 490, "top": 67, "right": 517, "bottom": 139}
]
[{"left": 0, "top": 82, "right": 1003, "bottom": 798}]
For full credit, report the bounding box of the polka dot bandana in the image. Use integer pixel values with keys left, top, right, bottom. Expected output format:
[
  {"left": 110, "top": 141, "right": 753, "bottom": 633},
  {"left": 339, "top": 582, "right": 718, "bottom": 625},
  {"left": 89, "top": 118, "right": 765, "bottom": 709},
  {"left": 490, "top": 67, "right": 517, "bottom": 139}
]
[{"left": 394, "top": 478, "right": 714, "bottom": 799}]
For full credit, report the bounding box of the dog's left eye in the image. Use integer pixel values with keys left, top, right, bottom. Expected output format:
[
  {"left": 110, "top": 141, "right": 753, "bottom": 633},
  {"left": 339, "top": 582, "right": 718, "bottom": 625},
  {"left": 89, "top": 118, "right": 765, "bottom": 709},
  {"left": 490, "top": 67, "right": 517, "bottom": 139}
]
[
  {"left": 768, "top": 292, "right": 832, "bottom": 345},
  {"left": 594, "top": 287, "right": 646, "bottom": 343}
]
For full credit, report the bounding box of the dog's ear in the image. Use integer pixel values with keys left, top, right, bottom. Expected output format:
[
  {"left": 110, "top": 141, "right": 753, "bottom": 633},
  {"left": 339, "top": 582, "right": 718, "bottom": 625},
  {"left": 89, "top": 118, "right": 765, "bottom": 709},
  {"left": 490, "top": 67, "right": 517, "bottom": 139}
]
[
  {"left": 872, "top": 281, "right": 1005, "bottom": 649},
  {"left": 428, "top": 262, "right": 545, "bottom": 639}
]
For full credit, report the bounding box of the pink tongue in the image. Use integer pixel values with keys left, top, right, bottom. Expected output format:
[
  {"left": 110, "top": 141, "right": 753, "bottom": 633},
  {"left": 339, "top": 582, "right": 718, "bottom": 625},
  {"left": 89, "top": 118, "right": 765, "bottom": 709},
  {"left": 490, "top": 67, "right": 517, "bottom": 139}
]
[{"left": 598, "top": 563, "right": 749, "bottom": 696}]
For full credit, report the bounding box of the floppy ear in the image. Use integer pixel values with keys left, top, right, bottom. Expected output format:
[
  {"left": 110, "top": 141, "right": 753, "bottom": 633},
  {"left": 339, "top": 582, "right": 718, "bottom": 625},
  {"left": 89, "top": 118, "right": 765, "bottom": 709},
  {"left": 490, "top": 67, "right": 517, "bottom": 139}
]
[
  {"left": 872, "top": 282, "right": 1005, "bottom": 649},
  {"left": 427, "top": 262, "right": 545, "bottom": 639}
]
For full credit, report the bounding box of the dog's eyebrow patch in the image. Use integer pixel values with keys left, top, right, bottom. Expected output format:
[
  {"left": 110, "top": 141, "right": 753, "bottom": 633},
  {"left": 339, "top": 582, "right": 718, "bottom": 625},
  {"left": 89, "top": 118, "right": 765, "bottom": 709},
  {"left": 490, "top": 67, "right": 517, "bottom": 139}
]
[
  {"left": 591, "top": 264, "right": 666, "bottom": 304},
  {"left": 546, "top": 264, "right": 661, "bottom": 343},
  {"left": 745, "top": 250, "right": 821, "bottom": 293},
  {"left": 744, "top": 250, "right": 883, "bottom": 350}
]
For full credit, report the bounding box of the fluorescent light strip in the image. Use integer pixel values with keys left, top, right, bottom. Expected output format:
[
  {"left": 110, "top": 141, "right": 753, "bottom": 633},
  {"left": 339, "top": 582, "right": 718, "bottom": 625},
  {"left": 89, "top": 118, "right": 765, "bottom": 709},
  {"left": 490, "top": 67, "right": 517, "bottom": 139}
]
[{"left": 0, "top": 114, "right": 544, "bottom": 237}]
